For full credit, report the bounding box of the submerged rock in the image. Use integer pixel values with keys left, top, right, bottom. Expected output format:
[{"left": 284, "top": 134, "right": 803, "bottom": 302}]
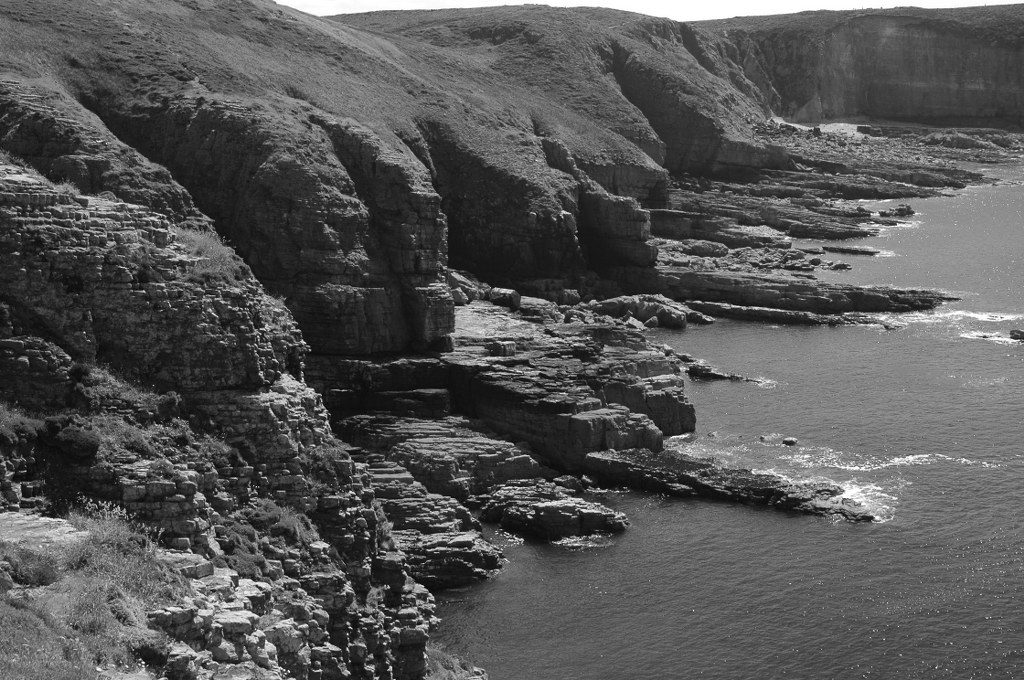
[
  {"left": 581, "top": 294, "right": 694, "bottom": 329},
  {"left": 878, "top": 203, "right": 916, "bottom": 217},
  {"left": 583, "top": 448, "right": 875, "bottom": 521}
]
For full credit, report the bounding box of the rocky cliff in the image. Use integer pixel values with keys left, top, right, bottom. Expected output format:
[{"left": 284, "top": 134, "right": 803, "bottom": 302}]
[
  {"left": 704, "top": 6, "right": 1024, "bottom": 126},
  {"left": 0, "top": 0, "right": 793, "bottom": 334},
  {"left": 0, "top": 163, "right": 440, "bottom": 679}
]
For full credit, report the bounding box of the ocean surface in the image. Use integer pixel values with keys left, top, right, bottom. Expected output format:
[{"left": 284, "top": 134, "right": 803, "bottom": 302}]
[{"left": 435, "top": 166, "right": 1024, "bottom": 679}]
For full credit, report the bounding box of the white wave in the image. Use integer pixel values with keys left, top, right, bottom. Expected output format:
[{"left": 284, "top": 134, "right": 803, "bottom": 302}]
[
  {"left": 779, "top": 448, "right": 998, "bottom": 471},
  {"left": 490, "top": 529, "right": 525, "bottom": 545},
  {"left": 875, "top": 249, "right": 898, "bottom": 258},
  {"left": 756, "top": 433, "right": 785, "bottom": 444},
  {"left": 553, "top": 534, "right": 615, "bottom": 550},
  {"left": 752, "top": 468, "right": 897, "bottom": 523},
  {"left": 963, "top": 375, "right": 1010, "bottom": 388},
  {"left": 960, "top": 331, "right": 1022, "bottom": 346},
  {"left": 877, "top": 218, "right": 923, "bottom": 230},
  {"left": 836, "top": 481, "right": 898, "bottom": 523},
  {"left": 877, "top": 309, "right": 1023, "bottom": 326},
  {"left": 751, "top": 377, "right": 777, "bottom": 390}
]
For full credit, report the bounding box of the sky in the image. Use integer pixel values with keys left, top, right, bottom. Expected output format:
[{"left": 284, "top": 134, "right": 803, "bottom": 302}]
[{"left": 275, "top": 0, "right": 1018, "bottom": 20}]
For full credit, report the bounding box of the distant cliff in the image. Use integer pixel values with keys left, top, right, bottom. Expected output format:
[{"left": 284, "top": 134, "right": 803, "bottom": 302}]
[{"left": 703, "top": 5, "right": 1024, "bottom": 127}]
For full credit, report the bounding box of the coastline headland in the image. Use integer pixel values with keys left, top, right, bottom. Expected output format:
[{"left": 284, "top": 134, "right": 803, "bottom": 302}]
[{"left": 1, "top": 2, "right": 1022, "bottom": 678}]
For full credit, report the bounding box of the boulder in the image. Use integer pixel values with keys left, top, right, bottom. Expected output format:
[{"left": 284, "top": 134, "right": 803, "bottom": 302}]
[
  {"left": 488, "top": 288, "right": 522, "bottom": 311},
  {"left": 480, "top": 480, "right": 628, "bottom": 540},
  {"left": 582, "top": 294, "right": 692, "bottom": 329}
]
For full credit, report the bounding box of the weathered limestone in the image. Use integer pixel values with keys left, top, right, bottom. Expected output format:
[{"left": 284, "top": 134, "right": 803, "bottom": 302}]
[
  {"left": 581, "top": 294, "right": 696, "bottom": 329},
  {"left": 361, "top": 456, "right": 504, "bottom": 590},
  {"left": 0, "top": 168, "right": 438, "bottom": 680},
  {"left": 0, "top": 168, "right": 303, "bottom": 393},
  {"left": 480, "top": 480, "right": 628, "bottom": 539},
  {"left": 650, "top": 209, "right": 792, "bottom": 249}
]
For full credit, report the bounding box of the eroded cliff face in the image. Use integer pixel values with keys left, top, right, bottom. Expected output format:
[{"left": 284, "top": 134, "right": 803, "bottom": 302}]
[
  {"left": 0, "top": 164, "right": 438, "bottom": 679},
  {"left": 708, "top": 9, "right": 1024, "bottom": 127},
  {"left": 0, "top": 0, "right": 794, "bottom": 338}
]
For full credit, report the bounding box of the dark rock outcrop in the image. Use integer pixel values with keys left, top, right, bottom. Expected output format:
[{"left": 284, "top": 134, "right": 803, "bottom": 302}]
[
  {"left": 584, "top": 448, "right": 874, "bottom": 521},
  {"left": 480, "top": 480, "right": 628, "bottom": 540}
]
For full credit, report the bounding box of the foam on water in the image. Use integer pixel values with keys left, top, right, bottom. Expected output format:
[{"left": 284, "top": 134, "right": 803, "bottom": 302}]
[
  {"left": 960, "top": 330, "right": 1023, "bottom": 345},
  {"left": 875, "top": 218, "right": 923, "bottom": 234},
  {"left": 835, "top": 481, "right": 899, "bottom": 523},
  {"left": 755, "top": 466, "right": 898, "bottom": 523},
  {"left": 778, "top": 447, "right": 999, "bottom": 472},
  {"left": 552, "top": 534, "right": 616, "bottom": 550},
  {"left": 876, "top": 309, "right": 1024, "bottom": 328}
]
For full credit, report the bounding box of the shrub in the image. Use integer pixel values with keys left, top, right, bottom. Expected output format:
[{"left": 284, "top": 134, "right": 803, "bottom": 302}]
[
  {"left": 74, "top": 364, "right": 163, "bottom": 415},
  {"left": 0, "top": 149, "right": 27, "bottom": 168},
  {"left": 214, "top": 518, "right": 264, "bottom": 578},
  {"left": 52, "top": 425, "right": 101, "bottom": 458},
  {"left": 0, "top": 402, "right": 42, "bottom": 440},
  {"left": 241, "top": 498, "right": 319, "bottom": 545},
  {"left": 217, "top": 499, "right": 321, "bottom": 577},
  {"left": 171, "top": 227, "right": 248, "bottom": 284},
  {"left": 52, "top": 180, "right": 79, "bottom": 197}
]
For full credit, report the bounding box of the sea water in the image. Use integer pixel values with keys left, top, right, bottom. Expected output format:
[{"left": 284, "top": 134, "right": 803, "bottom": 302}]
[{"left": 435, "top": 167, "right": 1024, "bottom": 679}]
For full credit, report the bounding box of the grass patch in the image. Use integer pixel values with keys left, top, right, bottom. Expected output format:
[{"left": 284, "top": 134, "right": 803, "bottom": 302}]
[
  {"left": 70, "top": 363, "right": 165, "bottom": 416},
  {"left": 0, "top": 598, "right": 98, "bottom": 680},
  {"left": 171, "top": 226, "right": 249, "bottom": 285},
  {"left": 426, "top": 644, "right": 487, "bottom": 680},
  {"left": 0, "top": 149, "right": 28, "bottom": 168},
  {"left": 0, "top": 402, "right": 42, "bottom": 440},
  {"left": 64, "top": 501, "right": 188, "bottom": 606},
  {"left": 0, "top": 502, "right": 186, "bottom": 678},
  {"left": 0, "top": 543, "right": 60, "bottom": 587},
  {"left": 52, "top": 180, "right": 79, "bottom": 197}
]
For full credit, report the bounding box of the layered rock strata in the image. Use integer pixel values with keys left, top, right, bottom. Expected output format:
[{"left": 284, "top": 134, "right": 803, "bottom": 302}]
[
  {"left": 0, "top": 167, "right": 436, "bottom": 679},
  {"left": 480, "top": 480, "right": 629, "bottom": 540},
  {"left": 323, "top": 299, "right": 872, "bottom": 523}
]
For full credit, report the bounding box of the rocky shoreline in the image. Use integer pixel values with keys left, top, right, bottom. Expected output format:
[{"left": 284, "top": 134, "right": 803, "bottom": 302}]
[
  {"left": 2, "top": 2, "right": 1024, "bottom": 678},
  {"left": 2, "top": 108, "right": 1020, "bottom": 680}
]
